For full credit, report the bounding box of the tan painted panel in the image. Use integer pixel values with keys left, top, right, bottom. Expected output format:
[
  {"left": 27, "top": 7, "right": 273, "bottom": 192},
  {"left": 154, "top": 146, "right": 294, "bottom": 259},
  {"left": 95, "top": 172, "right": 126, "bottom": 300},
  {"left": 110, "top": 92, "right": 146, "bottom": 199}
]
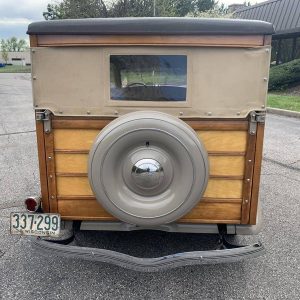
[
  {"left": 181, "top": 202, "right": 241, "bottom": 222},
  {"left": 203, "top": 179, "right": 243, "bottom": 199},
  {"left": 55, "top": 153, "right": 89, "bottom": 173},
  {"left": 54, "top": 129, "right": 99, "bottom": 150},
  {"left": 209, "top": 156, "right": 245, "bottom": 176},
  {"left": 58, "top": 199, "right": 241, "bottom": 223},
  {"left": 197, "top": 131, "right": 247, "bottom": 152},
  {"left": 57, "top": 176, "right": 242, "bottom": 199},
  {"left": 31, "top": 46, "right": 270, "bottom": 118}
]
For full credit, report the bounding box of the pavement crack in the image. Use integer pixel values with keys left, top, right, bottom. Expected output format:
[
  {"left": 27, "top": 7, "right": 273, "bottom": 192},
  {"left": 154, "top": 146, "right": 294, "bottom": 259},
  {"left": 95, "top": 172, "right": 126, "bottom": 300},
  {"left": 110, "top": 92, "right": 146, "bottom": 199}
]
[
  {"left": 0, "top": 250, "right": 5, "bottom": 258},
  {"left": 289, "top": 159, "right": 300, "bottom": 165},
  {"left": 263, "top": 157, "right": 300, "bottom": 171},
  {"left": 0, "top": 130, "right": 35, "bottom": 137}
]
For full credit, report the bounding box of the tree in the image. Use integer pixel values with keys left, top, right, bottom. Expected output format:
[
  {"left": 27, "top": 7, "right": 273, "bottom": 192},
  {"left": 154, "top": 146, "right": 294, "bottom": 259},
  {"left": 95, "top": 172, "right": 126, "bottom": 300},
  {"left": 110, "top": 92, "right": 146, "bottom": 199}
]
[
  {"left": 43, "top": 0, "right": 109, "bottom": 19},
  {"left": 1, "top": 37, "right": 28, "bottom": 52},
  {"left": 43, "top": 0, "right": 216, "bottom": 19},
  {"left": 1, "top": 40, "right": 9, "bottom": 64},
  {"left": 187, "top": 3, "right": 231, "bottom": 18}
]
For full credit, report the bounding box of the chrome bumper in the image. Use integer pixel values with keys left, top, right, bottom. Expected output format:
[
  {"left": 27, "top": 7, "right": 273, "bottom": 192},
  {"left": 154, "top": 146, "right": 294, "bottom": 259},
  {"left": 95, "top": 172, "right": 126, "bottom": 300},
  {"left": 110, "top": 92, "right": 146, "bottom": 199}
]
[{"left": 33, "top": 229, "right": 265, "bottom": 272}]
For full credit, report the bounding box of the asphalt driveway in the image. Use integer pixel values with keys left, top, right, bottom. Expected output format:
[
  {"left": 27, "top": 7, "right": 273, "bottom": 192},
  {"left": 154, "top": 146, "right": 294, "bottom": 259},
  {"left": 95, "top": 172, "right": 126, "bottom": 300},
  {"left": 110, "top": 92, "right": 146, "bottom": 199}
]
[{"left": 0, "top": 73, "right": 299, "bottom": 299}]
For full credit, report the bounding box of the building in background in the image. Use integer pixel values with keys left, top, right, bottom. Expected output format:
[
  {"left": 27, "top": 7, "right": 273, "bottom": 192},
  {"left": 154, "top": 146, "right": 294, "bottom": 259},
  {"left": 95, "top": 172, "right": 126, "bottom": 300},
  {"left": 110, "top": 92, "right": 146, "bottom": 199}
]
[
  {"left": 0, "top": 51, "right": 31, "bottom": 65},
  {"left": 234, "top": 0, "right": 300, "bottom": 64}
]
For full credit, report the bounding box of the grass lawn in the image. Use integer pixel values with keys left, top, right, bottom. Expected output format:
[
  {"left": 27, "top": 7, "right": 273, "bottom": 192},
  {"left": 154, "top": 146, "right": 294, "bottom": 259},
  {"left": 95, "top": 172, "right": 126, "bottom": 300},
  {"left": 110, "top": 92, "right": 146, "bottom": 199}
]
[
  {"left": 268, "top": 94, "right": 300, "bottom": 112},
  {"left": 0, "top": 65, "right": 31, "bottom": 73}
]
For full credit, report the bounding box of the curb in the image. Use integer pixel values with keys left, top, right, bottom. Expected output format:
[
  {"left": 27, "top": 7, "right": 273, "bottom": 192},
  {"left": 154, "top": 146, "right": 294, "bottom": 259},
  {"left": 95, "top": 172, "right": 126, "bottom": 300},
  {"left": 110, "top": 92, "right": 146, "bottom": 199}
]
[{"left": 267, "top": 107, "right": 300, "bottom": 119}]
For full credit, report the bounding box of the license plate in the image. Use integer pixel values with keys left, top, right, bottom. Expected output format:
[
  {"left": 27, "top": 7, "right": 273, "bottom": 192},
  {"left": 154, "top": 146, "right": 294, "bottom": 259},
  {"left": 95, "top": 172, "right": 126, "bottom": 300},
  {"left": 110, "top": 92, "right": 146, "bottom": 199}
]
[{"left": 10, "top": 212, "right": 60, "bottom": 237}]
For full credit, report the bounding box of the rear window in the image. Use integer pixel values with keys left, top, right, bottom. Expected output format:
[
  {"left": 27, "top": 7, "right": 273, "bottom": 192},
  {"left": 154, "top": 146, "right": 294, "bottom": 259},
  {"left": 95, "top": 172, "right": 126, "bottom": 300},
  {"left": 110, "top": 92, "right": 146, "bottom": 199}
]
[{"left": 110, "top": 55, "right": 187, "bottom": 102}]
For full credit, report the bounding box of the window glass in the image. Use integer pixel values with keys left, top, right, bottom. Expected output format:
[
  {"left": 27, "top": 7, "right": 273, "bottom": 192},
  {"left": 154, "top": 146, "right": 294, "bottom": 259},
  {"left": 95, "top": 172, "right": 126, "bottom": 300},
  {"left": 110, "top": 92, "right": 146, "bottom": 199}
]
[{"left": 110, "top": 55, "right": 187, "bottom": 101}]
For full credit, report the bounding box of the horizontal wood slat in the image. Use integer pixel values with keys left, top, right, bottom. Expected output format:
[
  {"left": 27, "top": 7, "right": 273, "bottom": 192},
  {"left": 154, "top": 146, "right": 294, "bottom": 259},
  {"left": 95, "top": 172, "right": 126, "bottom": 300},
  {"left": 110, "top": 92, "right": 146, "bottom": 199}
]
[
  {"left": 53, "top": 129, "right": 99, "bottom": 150},
  {"left": 57, "top": 177, "right": 93, "bottom": 196},
  {"left": 203, "top": 179, "right": 243, "bottom": 199},
  {"left": 55, "top": 153, "right": 88, "bottom": 173},
  {"left": 180, "top": 202, "right": 241, "bottom": 223},
  {"left": 209, "top": 156, "right": 245, "bottom": 176},
  {"left": 56, "top": 176, "right": 243, "bottom": 199},
  {"left": 54, "top": 149, "right": 246, "bottom": 156},
  {"left": 37, "top": 34, "right": 264, "bottom": 48},
  {"left": 55, "top": 153, "right": 245, "bottom": 178},
  {"left": 53, "top": 129, "right": 248, "bottom": 153},
  {"left": 52, "top": 118, "right": 248, "bottom": 131},
  {"left": 57, "top": 195, "right": 242, "bottom": 204},
  {"left": 197, "top": 131, "right": 247, "bottom": 152},
  {"left": 58, "top": 199, "right": 241, "bottom": 224}
]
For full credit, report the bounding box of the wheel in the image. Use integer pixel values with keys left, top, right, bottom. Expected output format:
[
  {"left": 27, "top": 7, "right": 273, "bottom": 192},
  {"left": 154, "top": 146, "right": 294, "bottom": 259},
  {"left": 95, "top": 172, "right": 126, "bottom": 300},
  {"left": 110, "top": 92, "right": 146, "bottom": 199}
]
[{"left": 88, "top": 111, "right": 209, "bottom": 226}]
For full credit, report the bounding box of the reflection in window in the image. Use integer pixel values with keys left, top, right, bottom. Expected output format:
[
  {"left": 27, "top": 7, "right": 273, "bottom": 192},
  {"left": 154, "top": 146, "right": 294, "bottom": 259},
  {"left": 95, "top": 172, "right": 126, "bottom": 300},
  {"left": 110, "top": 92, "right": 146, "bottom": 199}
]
[{"left": 110, "top": 55, "right": 187, "bottom": 101}]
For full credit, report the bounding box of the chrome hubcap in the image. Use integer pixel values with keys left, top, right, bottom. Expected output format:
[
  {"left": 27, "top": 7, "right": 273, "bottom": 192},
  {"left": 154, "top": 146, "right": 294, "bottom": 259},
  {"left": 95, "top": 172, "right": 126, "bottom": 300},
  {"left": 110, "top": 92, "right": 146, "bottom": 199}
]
[{"left": 131, "top": 159, "right": 164, "bottom": 189}]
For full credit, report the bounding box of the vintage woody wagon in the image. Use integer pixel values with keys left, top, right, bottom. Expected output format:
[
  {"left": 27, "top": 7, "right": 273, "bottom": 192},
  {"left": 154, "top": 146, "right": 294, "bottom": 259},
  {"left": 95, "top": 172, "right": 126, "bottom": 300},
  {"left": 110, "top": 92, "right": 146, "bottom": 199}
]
[{"left": 11, "top": 18, "right": 274, "bottom": 271}]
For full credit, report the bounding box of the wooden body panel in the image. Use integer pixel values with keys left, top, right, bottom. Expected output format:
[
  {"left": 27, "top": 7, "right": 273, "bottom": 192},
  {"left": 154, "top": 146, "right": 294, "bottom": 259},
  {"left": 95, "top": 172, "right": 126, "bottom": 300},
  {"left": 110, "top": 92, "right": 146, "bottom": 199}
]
[
  {"left": 36, "top": 116, "right": 264, "bottom": 225},
  {"left": 36, "top": 34, "right": 264, "bottom": 48},
  {"left": 30, "top": 31, "right": 269, "bottom": 226}
]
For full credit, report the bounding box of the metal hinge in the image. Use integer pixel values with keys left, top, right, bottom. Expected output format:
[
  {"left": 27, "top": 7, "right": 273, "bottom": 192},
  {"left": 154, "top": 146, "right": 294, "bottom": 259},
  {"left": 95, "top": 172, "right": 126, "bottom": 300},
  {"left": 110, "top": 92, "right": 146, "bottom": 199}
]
[
  {"left": 36, "top": 110, "right": 51, "bottom": 133},
  {"left": 249, "top": 111, "right": 266, "bottom": 135}
]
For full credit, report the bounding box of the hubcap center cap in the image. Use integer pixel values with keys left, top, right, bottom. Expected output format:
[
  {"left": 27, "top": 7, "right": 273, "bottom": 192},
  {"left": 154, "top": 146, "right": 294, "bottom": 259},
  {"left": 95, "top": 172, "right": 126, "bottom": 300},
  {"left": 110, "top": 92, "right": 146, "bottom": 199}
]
[{"left": 131, "top": 159, "right": 164, "bottom": 189}]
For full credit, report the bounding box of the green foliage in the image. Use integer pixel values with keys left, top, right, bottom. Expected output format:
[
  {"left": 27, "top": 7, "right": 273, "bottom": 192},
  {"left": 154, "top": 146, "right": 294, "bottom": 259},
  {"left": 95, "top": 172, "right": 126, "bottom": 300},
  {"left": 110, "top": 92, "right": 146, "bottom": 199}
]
[
  {"left": 268, "top": 59, "right": 300, "bottom": 91},
  {"left": 268, "top": 94, "right": 300, "bottom": 112},
  {"left": 43, "top": 0, "right": 108, "bottom": 19},
  {"left": 1, "top": 37, "right": 28, "bottom": 52},
  {"left": 1, "top": 40, "right": 9, "bottom": 64},
  {"left": 43, "top": 0, "right": 217, "bottom": 19},
  {"left": 0, "top": 65, "right": 31, "bottom": 73},
  {"left": 109, "top": 0, "right": 154, "bottom": 18},
  {"left": 188, "top": 4, "right": 230, "bottom": 18}
]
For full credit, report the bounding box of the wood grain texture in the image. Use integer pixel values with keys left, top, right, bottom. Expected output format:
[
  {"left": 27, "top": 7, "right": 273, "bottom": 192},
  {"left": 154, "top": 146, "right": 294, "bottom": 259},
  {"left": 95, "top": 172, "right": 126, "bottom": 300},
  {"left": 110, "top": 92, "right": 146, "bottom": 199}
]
[
  {"left": 209, "top": 156, "right": 245, "bottom": 176},
  {"left": 57, "top": 177, "right": 93, "bottom": 196},
  {"left": 46, "top": 118, "right": 254, "bottom": 224},
  {"left": 52, "top": 117, "right": 248, "bottom": 131},
  {"left": 53, "top": 129, "right": 248, "bottom": 153},
  {"left": 30, "top": 35, "right": 38, "bottom": 47},
  {"left": 56, "top": 176, "right": 243, "bottom": 199},
  {"left": 55, "top": 153, "right": 88, "bottom": 173},
  {"left": 57, "top": 195, "right": 242, "bottom": 204},
  {"left": 58, "top": 199, "right": 241, "bottom": 224},
  {"left": 203, "top": 179, "right": 243, "bottom": 199},
  {"left": 52, "top": 118, "right": 111, "bottom": 129},
  {"left": 53, "top": 129, "right": 99, "bottom": 150},
  {"left": 44, "top": 130, "right": 58, "bottom": 212},
  {"left": 37, "top": 34, "right": 264, "bottom": 48},
  {"left": 249, "top": 123, "right": 265, "bottom": 224},
  {"left": 180, "top": 202, "right": 241, "bottom": 223},
  {"left": 58, "top": 199, "right": 115, "bottom": 220},
  {"left": 241, "top": 132, "right": 256, "bottom": 224},
  {"left": 55, "top": 153, "right": 245, "bottom": 177},
  {"left": 197, "top": 131, "right": 248, "bottom": 152},
  {"left": 35, "top": 120, "right": 49, "bottom": 212}
]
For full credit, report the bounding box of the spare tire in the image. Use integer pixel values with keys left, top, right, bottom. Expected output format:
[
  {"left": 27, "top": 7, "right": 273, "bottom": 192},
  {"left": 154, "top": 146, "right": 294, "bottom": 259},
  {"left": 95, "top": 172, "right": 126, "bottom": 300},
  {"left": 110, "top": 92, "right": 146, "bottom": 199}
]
[{"left": 88, "top": 111, "right": 209, "bottom": 226}]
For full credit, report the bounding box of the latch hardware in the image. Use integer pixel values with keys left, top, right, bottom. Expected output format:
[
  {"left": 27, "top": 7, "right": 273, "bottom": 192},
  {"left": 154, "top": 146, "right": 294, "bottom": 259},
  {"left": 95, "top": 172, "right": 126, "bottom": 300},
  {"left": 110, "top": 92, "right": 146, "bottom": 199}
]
[
  {"left": 36, "top": 110, "right": 51, "bottom": 133},
  {"left": 249, "top": 111, "right": 265, "bottom": 135}
]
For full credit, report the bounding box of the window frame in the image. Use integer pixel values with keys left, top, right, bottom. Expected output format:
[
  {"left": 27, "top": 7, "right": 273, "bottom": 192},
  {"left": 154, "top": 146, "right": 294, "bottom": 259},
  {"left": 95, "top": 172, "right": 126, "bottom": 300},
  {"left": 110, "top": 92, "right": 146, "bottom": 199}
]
[{"left": 104, "top": 47, "right": 192, "bottom": 108}]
